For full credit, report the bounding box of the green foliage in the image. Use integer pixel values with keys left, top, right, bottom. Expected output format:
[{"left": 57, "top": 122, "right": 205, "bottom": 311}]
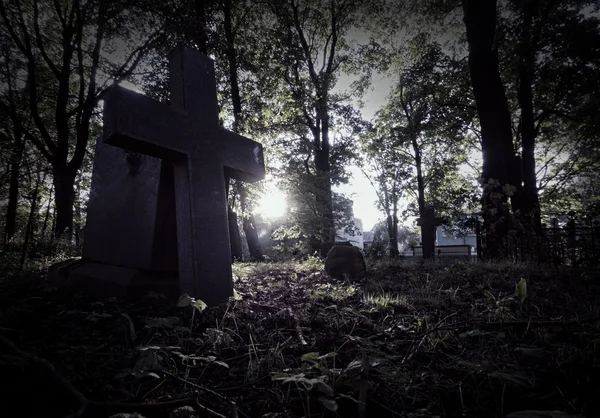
[
  {"left": 515, "top": 277, "right": 527, "bottom": 305},
  {"left": 364, "top": 220, "right": 420, "bottom": 259}
]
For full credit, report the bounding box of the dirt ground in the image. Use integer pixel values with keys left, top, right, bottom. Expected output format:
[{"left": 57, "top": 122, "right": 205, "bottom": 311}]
[{"left": 1, "top": 257, "right": 599, "bottom": 418}]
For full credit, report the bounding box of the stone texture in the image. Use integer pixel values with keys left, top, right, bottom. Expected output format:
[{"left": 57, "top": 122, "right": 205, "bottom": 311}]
[
  {"left": 49, "top": 258, "right": 180, "bottom": 301},
  {"left": 66, "top": 44, "right": 264, "bottom": 306},
  {"left": 320, "top": 241, "right": 351, "bottom": 258},
  {"left": 324, "top": 244, "right": 367, "bottom": 280},
  {"left": 83, "top": 142, "right": 178, "bottom": 272},
  {"left": 100, "top": 45, "right": 264, "bottom": 306}
]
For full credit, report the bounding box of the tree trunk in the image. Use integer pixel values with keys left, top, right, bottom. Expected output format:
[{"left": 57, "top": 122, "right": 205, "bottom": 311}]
[
  {"left": 387, "top": 190, "right": 399, "bottom": 258},
  {"left": 412, "top": 135, "right": 426, "bottom": 219},
  {"left": 20, "top": 171, "right": 42, "bottom": 268},
  {"left": 47, "top": 200, "right": 57, "bottom": 255},
  {"left": 228, "top": 205, "right": 243, "bottom": 261},
  {"left": 507, "top": 153, "right": 523, "bottom": 219},
  {"left": 74, "top": 174, "right": 82, "bottom": 247},
  {"left": 314, "top": 147, "right": 335, "bottom": 243},
  {"left": 317, "top": 83, "right": 335, "bottom": 244},
  {"left": 386, "top": 214, "right": 399, "bottom": 258},
  {"left": 238, "top": 185, "right": 263, "bottom": 260},
  {"left": 517, "top": 0, "right": 542, "bottom": 230},
  {"left": 222, "top": 0, "right": 264, "bottom": 260},
  {"left": 52, "top": 165, "right": 76, "bottom": 239},
  {"left": 242, "top": 214, "right": 263, "bottom": 260},
  {"left": 40, "top": 182, "right": 54, "bottom": 243},
  {"left": 4, "top": 136, "right": 24, "bottom": 250},
  {"left": 462, "top": 0, "right": 513, "bottom": 259},
  {"left": 412, "top": 135, "right": 429, "bottom": 250}
]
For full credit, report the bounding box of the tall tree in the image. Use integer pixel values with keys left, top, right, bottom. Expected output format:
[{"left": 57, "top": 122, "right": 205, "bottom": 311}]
[
  {"left": 0, "top": 91, "right": 26, "bottom": 248},
  {"left": 266, "top": 0, "right": 365, "bottom": 246},
  {"left": 0, "top": 0, "right": 163, "bottom": 238},
  {"left": 461, "top": 0, "right": 514, "bottom": 258},
  {"left": 0, "top": 31, "right": 28, "bottom": 248},
  {"left": 499, "top": 0, "right": 600, "bottom": 227},
  {"left": 220, "top": 0, "right": 264, "bottom": 260},
  {"left": 369, "top": 38, "right": 474, "bottom": 250},
  {"left": 360, "top": 124, "right": 410, "bottom": 258}
]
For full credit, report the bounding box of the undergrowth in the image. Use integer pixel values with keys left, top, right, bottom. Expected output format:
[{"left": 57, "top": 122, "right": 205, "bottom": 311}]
[{"left": 0, "top": 256, "right": 599, "bottom": 418}]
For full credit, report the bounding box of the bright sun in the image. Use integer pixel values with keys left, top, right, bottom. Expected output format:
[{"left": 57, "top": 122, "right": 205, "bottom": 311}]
[{"left": 256, "top": 182, "right": 287, "bottom": 219}]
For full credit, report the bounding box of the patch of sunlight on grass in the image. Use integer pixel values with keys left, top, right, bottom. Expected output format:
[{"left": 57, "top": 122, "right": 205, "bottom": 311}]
[
  {"left": 232, "top": 263, "right": 256, "bottom": 278},
  {"left": 292, "top": 256, "right": 324, "bottom": 271},
  {"left": 362, "top": 291, "right": 409, "bottom": 308},
  {"left": 232, "top": 258, "right": 324, "bottom": 281},
  {"left": 309, "top": 283, "right": 358, "bottom": 301}
]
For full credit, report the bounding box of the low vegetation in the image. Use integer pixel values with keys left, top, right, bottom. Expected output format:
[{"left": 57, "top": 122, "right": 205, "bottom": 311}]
[{"left": 1, "top": 257, "right": 599, "bottom": 418}]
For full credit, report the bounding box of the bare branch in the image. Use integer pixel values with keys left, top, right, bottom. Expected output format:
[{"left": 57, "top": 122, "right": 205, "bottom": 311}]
[
  {"left": 52, "top": 0, "right": 67, "bottom": 27},
  {"left": 290, "top": 0, "right": 320, "bottom": 88},
  {"left": 324, "top": 0, "right": 337, "bottom": 75},
  {"left": 33, "top": 0, "right": 60, "bottom": 78}
]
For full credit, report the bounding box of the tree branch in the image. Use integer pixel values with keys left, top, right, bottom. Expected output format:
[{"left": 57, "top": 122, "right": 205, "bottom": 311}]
[{"left": 33, "top": 0, "right": 61, "bottom": 78}]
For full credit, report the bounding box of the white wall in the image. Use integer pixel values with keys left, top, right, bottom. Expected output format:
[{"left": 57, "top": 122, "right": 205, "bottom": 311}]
[{"left": 336, "top": 218, "right": 364, "bottom": 249}]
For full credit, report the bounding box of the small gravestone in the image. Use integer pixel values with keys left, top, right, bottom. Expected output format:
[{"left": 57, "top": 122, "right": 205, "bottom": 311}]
[
  {"left": 417, "top": 206, "right": 444, "bottom": 259},
  {"left": 51, "top": 44, "right": 265, "bottom": 306}
]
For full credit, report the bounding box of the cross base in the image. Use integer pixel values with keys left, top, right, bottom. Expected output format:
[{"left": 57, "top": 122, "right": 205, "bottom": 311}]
[{"left": 48, "top": 258, "right": 181, "bottom": 302}]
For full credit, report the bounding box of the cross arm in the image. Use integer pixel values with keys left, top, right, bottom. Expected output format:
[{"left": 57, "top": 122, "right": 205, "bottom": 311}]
[
  {"left": 103, "top": 85, "right": 188, "bottom": 158},
  {"left": 218, "top": 130, "right": 265, "bottom": 183}
]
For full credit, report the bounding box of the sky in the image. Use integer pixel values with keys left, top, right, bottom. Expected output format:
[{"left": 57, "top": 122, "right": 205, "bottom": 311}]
[
  {"left": 255, "top": 70, "right": 393, "bottom": 232},
  {"left": 119, "top": 72, "right": 390, "bottom": 231},
  {"left": 333, "top": 71, "right": 394, "bottom": 231},
  {"left": 117, "top": 24, "right": 451, "bottom": 233},
  {"left": 254, "top": 19, "right": 472, "bottom": 232}
]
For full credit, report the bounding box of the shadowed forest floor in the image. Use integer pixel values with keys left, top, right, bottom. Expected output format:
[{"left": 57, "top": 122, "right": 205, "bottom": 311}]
[{"left": 1, "top": 257, "right": 599, "bottom": 418}]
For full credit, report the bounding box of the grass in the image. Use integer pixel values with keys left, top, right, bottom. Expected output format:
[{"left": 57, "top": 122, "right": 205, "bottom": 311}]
[{"left": 0, "top": 255, "right": 599, "bottom": 418}]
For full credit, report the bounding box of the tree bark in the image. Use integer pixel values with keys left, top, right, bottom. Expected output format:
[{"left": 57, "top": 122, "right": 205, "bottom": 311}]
[
  {"left": 462, "top": 0, "right": 514, "bottom": 259},
  {"left": 223, "top": 0, "right": 263, "bottom": 260},
  {"left": 52, "top": 165, "right": 76, "bottom": 239},
  {"left": 387, "top": 190, "right": 399, "bottom": 258},
  {"left": 20, "top": 170, "right": 42, "bottom": 268},
  {"left": 40, "top": 182, "right": 54, "bottom": 244},
  {"left": 507, "top": 153, "right": 523, "bottom": 218},
  {"left": 4, "top": 133, "right": 24, "bottom": 249},
  {"left": 228, "top": 205, "right": 243, "bottom": 261},
  {"left": 517, "top": 0, "right": 542, "bottom": 230},
  {"left": 73, "top": 174, "right": 82, "bottom": 247},
  {"left": 238, "top": 186, "right": 263, "bottom": 260},
  {"left": 412, "top": 134, "right": 426, "bottom": 219},
  {"left": 287, "top": 0, "right": 336, "bottom": 244}
]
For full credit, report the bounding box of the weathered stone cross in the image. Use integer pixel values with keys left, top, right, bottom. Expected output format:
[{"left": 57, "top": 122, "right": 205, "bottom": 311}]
[
  {"left": 417, "top": 206, "right": 444, "bottom": 259},
  {"left": 101, "top": 44, "right": 264, "bottom": 305}
]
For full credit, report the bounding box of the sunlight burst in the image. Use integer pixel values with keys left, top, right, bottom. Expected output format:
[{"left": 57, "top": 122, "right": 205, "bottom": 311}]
[{"left": 256, "top": 183, "right": 287, "bottom": 219}]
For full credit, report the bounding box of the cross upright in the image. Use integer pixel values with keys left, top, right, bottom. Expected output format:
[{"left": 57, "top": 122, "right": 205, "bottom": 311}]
[
  {"left": 102, "top": 44, "right": 265, "bottom": 306},
  {"left": 417, "top": 206, "right": 444, "bottom": 259}
]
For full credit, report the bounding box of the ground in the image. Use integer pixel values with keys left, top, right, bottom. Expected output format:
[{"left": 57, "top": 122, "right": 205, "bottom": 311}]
[{"left": 0, "top": 256, "right": 599, "bottom": 418}]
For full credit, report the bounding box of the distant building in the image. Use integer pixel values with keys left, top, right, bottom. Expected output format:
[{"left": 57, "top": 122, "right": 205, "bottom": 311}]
[
  {"left": 435, "top": 226, "right": 477, "bottom": 253},
  {"left": 362, "top": 231, "right": 374, "bottom": 249},
  {"left": 336, "top": 218, "right": 364, "bottom": 249},
  {"left": 362, "top": 225, "right": 478, "bottom": 256}
]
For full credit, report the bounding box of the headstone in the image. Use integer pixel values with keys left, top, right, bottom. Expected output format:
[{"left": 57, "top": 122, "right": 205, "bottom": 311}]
[
  {"left": 417, "top": 206, "right": 444, "bottom": 259},
  {"left": 55, "top": 44, "right": 265, "bottom": 306},
  {"left": 324, "top": 244, "right": 366, "bottom": 280}
]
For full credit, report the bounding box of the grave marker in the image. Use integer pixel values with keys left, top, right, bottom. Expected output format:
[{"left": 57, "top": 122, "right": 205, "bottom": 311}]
[{"left": 58, "top": 44, "right": 264, "bottom": 306}]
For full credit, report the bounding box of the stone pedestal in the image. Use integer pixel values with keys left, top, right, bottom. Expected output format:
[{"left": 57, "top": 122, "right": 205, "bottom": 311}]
[{"left": 49, "top": 258, "right": 180, "bottom": 301}]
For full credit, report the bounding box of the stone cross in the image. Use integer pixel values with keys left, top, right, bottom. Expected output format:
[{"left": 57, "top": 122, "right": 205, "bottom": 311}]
[
  {"left": 417, "top": 206, "right": 444, "bottom": 259},
  {"left": 99, "top": 44, "right": 264, "bottom": 305}
]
